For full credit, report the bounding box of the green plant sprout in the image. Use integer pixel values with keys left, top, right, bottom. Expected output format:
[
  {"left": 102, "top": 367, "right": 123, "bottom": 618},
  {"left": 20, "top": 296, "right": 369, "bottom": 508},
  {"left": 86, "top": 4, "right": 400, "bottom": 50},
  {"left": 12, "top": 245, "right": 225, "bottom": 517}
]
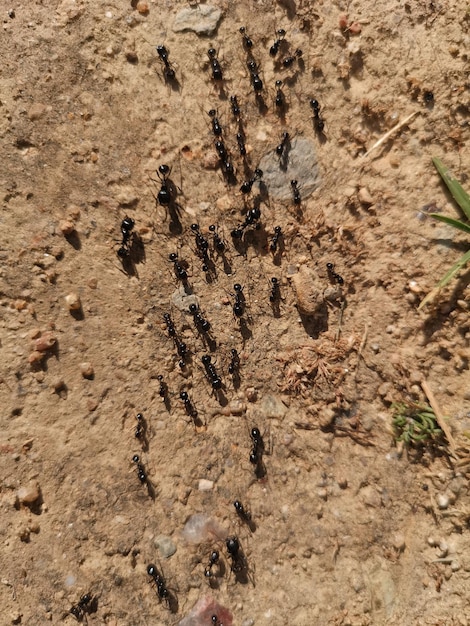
[
  {"left": 419, "top": 157, "right": 470, "bottom": 309},
  {"left": 392, "top": 401, "right": 443, "bottom": 447}
]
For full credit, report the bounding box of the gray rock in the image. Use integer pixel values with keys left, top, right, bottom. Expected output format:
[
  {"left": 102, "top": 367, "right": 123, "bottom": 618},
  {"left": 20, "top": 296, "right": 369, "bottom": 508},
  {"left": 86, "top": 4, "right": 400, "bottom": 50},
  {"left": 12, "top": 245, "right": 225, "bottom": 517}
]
[
  {"left": 173, "top": 5, "right": 222, "bottom": 36},
  {"left": 258, "top": 137, "right": 320, "bottom": 201},
  {"left": 154, "top": 534, "right": 177, "bottom": 558},
  {"left": 260, "top": 394, "right": 287, "bottom": 419}
]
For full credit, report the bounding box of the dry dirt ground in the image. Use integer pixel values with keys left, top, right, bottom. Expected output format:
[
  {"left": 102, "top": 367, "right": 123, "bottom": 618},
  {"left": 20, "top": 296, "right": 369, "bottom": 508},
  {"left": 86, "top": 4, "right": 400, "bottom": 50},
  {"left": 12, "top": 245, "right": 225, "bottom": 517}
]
[{"left": 1, "top": 0, "right": 470, "bottom": 625}]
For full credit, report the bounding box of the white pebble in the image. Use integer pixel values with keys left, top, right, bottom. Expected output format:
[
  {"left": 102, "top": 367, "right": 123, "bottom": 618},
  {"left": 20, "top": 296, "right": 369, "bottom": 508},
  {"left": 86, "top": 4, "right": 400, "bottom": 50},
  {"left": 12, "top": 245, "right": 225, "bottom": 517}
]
[
  {"left": 65, "top": 292, "right": 81, "bottom": 311},
  {"left": 198, "top": 479, "right": 213, "bottom": 491},
  {"left": 436, "top": 493, "right": 449, "bottom": 509}
]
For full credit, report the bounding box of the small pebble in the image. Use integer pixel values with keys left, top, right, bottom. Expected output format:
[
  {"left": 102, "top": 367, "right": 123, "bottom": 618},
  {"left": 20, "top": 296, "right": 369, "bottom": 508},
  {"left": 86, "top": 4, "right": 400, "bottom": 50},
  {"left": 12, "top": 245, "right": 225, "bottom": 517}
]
[
  {"left": 136, "top": 1, "right": 149, "bottom": 14},
  {"left": 358, "top": 186, "right": 373, "bottom": 205},
  {"left": 291, "top": 265, "right": 323, "bottom": 316},
  {"left": 80, "top": 362, "right": 94, "bottom": 379},
  {"left": 28, "top": 103, "right": 47, "bottom": 120},
  {"left": 34, "top": 331, "right": 57, "bottom": 352},
  {"left": 59, "top": 220, "right": 75, "bottom": 236},
  {"left": 436, "top": 493, "right": 449, "bottom": 509},
  {"left": 17, "top": 482, "right": 41, "bottom": 505},
  {"left": 198, "top": 479, "right": 214, "bottom": 491},
  {"left": 392, "top": 533, "right": 406, "bottom": 552},
  {"left": 155, "top": 535, "right": 177, "bottom": 558},
  {"left": 65, "top": 292, "right": 81, "bottom": 311}
]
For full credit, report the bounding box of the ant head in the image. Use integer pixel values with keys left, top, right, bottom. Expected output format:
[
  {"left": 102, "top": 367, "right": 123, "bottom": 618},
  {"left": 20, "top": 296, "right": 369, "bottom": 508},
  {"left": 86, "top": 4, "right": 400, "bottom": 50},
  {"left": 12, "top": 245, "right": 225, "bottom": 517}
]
[
  {"left": 80, "top": 594, "right": 91, "bottom": 604},
  {"left": 180, "top": 391, "right": 188, "bottom": 400},
  {"left": 274, "top": 225, "right": 282, "bottom": 234},
  {"left": 136, "top": 412, "right": 144, "bottom": 420},
  {"left": 254, "top": 168, "right": 263, "bottom": 179},
  {"left": 132, "top": 454, "right": 140, "bottom": 463},
  {"left": 147, "top": 564, "right": 156, "bottom": 576},
  {"left": 234, "top": 500, "right": 242, "bottom": 511},
  {"left": 290, "top": 179, "right": 298, "bottom": 187},
  {"left": 208, "top": 224, "right": 216, "bottom": 232},
  {"left": 159, "top": 164, "right": 170, "bottom": 176},
  {"left": 169, "top": 252, "right": 178, "bottom": 262},
  {"left": 247, "top": 59, "right": 256, "bottom": 70},
  {"left": 310, "top": 98, "right": 319, "bottom": 110},
  {"left": 190, "top": 223, "right": 200, "bottom": 232},
  {"left": 295, "top": 48, "right": 303, "bottom": 57},
  {"left": 231, "top": 348, "right": 238, "bottom": 356},
  {"left": 251, "top": 427, "right": 260, "bottom": 439},
  {"left": 189, "top": 303, "right": 197, "bottom": 313},
  {"left": 277, "top": 28, "right": 286, "bottom": 37},
  {"left": 208, "top": 109, "right": 216, "bottom": 118},
  {"left": 208, "top": 47, "right": 216, "bottom": 58},
  {"left": 233, "top": 283, "right": 242, "bottom": 292},
  {"left": 202, "top": 355, "right": 211, "bottom": 365},
  {"left": 275, "top": 79, "right": 283, "bottom": 88},
  {"left": 122, "top": 216, "right": 135, "bottom": 230},
  {"left": 271, "top": 277, "right": 278, "bottom": 284}
]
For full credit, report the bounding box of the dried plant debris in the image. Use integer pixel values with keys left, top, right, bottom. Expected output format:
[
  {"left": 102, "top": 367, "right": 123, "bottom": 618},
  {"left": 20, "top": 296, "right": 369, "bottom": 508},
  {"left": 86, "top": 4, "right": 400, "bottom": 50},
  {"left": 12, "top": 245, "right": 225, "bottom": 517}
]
[{"left": 276, "top": 336, "right": 358, "bottom": 399}]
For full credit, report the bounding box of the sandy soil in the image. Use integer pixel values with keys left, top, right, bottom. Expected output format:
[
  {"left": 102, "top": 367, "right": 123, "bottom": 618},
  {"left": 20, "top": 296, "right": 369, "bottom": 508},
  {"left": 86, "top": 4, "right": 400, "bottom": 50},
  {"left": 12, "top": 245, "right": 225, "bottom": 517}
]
[{"left": 1, "top": 1, "right": 469, "bottom": 625}]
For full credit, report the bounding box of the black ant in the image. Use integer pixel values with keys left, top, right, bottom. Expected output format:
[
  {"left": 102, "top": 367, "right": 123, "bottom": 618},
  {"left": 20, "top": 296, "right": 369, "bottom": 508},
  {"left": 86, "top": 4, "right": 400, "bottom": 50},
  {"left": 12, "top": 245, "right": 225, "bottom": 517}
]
[
  {"left": 179, "top": 390, "right": 201, "bottom": 426},
  {"left": 236, "top": 131, "right": 247, "bottom": 157},
  {"left": 209, "top": 224, "right": 226, "bottom": 254},
  {"left": 232, "top": 283, "right": 245, "bottom": 318},
  {"left": 164, "top": 313, "right": 189, "bottom": 366},
  {"left": 214, "top": 139, "right": 235, "bottom": 182},
  {"left": 69, "top": 594, "right": 92, "bottom": 622},
  {"left": 190, "top": 223, "right": 213, "bottom": 275},
  {"left": 204, "top": 549, "right": 221, "bottom": 580},
  {"left": 117, "top": 216, "right": 135, "bottom": 259},
  {"left": 147, "top": 564, "right": 176, "bottom": 612},
  {"left": 282, "top": 48, "right": 302, "bottom": 68},
  {"left": 275, "top": 132, "right": 290, "bottom": 159},
  {"left": 132, "top": 455, "right": 155, "bottom": 498},
  {"left": 156, "top": 45, "right": 176, "bottom": 82},
  {"left": 132, "top": 454, "right": 148, "bottom": 484},
  {"left": 234, "top": 500, "right": 256, "bottom": 532},
  {"left": 230, "top": 95, "right": 241, "bottom": 120},
  {"left": 207, "top": 47, "right": 223, "bottom": 81},
  {"left": 157, "top": 375, "right": 168, "bottom": 399},
  {"left": 153, "top": 164, "right": 174, "bottom": 206},
  {"left": 163, "top": 312, "right": 177, "bottom": 337},
  {"left": 208, "top": 109, "right": 223, "bottom": 137},
  {"left": 239, "top": 26, "right": 253, "bottom": 51},
  {"left": 250, "top": 427, "right": 266, "bottom": 479},
  {"left": 326, "top": 262, "right": 344, "bottom": 285},
  {"left": 310, "top": 98, "right": 325, "bottom": 134},
  {"left": 225, "top": 536, "right": 250, "bottom": 582},
  {"left": 247, "top": 59, "right": 263, "bottom": 93},
  {"left": 202, "top": 355, "right": 222, "bottom": 390},
  {"left": 240, "top": 168, "right": 263, "bottom": 194},
  {"left": 189, "top": 303, "right": 211, "bottom": 334},
  {"left": 270, "top": 226, "right": 282, "bottom": 253},
  {"left": 135, "top": 412, "right": 148, "bottom": 449},
  {"left": 231, "top": 206, "right": 261, "bottom": 239},
  {"left": 169, "top": 252, "right": 188, "bottom": 283},
  {"left": 274, "top": 79, "right": 287, "bottom": 113},
  {"left": 290, "top": 179, "right": 301, "bottom": 205},
  {"left": 269, "top": 277, "right": 281, "bottom": 303},
  {"left": 228, "top": 348, "right": 240, "bottom": 376},
  {"left": 270, "top": 28, "right": 286, "bottom": 56}
]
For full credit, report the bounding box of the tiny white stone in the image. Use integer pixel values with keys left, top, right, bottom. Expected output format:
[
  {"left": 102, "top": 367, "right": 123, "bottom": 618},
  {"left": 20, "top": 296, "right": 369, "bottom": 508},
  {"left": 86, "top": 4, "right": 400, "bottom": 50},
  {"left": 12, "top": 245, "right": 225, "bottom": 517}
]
[{"left": 198, "top": 479, "right": 213, "bottom": 491}]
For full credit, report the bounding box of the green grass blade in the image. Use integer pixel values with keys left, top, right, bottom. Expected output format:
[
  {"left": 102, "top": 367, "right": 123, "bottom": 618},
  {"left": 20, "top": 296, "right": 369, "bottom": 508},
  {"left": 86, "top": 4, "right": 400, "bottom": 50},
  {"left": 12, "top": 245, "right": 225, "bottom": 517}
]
[
  {"left": 433, "top": 157, "right": 470, "bottom": 220},
  {"left": 419, "top": 248, "right": 470, "bottom": 309},
  {"left": 428, "top": 212, "right": 470, "bottom": 235}
]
